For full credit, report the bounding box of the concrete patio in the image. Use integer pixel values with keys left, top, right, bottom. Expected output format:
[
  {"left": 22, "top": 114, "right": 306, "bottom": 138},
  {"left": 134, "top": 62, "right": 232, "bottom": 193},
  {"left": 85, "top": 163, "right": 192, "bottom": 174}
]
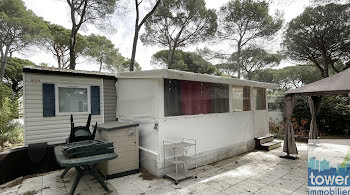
[{"left": 0, "top": 141, "right": 308, "bottom": 195}]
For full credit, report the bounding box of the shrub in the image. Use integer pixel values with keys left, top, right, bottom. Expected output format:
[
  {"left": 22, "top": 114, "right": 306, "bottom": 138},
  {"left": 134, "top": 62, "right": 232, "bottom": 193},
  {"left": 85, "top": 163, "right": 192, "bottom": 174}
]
[
  {"left": 0, "top": 84, "right": 23, "bottom": 148},
  {"left": 277, "top": 95, "right": 350, "bottom": 136}
]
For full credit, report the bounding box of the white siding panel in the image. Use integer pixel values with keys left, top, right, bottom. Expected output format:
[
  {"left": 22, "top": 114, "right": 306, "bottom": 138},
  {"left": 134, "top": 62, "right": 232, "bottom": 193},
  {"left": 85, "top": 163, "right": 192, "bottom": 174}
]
[{"left": 24, "top": 73, "right": 104, "bottom": 145}]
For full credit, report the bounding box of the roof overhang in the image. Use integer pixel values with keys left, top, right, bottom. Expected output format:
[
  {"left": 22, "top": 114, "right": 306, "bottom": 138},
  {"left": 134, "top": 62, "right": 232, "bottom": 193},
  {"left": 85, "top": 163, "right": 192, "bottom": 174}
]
[
  {"left": 117, "top": 69, "right": 277, "bottom": 89},
  {"left": 285, "top": 68, "right": 350, "bottom": 96},
  {"left": 23, "top": 66, "right": 116, "bottom": 80}
]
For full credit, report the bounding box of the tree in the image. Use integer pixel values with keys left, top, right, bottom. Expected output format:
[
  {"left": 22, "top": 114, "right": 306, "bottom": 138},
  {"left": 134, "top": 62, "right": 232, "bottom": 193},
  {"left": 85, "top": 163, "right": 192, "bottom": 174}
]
[
  {"left": 219, "top": 0, "right": 283, "bottom": 79},
  {"left": 215, "top": 63, "right": 237, "bottom": 77},
  {"left": 251, "top": 68, "right": 277, "bottom": 83},
  {"left": 45, "top": 24, "right": 87, "bottom": 69},
  {"left": 230, "top": 48, "right": 281, "bottom": 80},
  {"left": 4, "top": 57, "right": 34, "bottom": 94},
  {"left": 86, "top": 34, "right": 122, "bottom": 71},
  {"left": 275, "top": 65, "right": 323, "bottom": 89},
  {"left": 66, "top": 0, "right": 117, "bottom": 70},
  {"left": 196, "top": 47, "right": 230, "bottom": 61},
  {"left": 130, "top": 0, "right": 161, "bottom": 71},
  {"left": 282, "top": 3, "right": 350, "bottom": 78},
  {"left": 106, "top": 57, "right": 142, "bottom": 72},
  {"left": 251, "top": 65, "right": 323, "bottom": 90},
  {"left": 151, "top": 49, "right": 218, "bottom": 75},
  {"left": 141, "top": 0, "right": 217, "bottom": 67},
  {"left": 0, "top": 0, "right": 47, "bottom": 80}
]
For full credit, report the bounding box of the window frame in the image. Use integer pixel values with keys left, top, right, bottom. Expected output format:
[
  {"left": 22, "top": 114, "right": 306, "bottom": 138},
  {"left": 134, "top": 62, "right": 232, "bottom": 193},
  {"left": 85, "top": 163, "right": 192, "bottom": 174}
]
[
  {"left": 231, "top": 86, "right": 251, "bottom": 112},
  {"left": 254, "top": 87, "right": 267, "bottom": 111},
  {"left": 55, "top": 84, "right": 91, "bottom": 116},
  {"left": 163, "top": 79, "right": 230, "bottom": 117}
]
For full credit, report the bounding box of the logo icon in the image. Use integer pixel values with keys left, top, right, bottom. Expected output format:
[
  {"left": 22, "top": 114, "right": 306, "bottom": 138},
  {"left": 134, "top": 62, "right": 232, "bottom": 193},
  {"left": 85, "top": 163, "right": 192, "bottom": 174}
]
[{"left": 308, "top": 139, "right": 350, "bottom": 194}]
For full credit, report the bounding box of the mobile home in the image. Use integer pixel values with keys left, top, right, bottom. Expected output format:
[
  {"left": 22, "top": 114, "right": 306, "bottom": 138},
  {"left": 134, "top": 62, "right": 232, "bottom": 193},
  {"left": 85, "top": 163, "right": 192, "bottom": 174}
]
[
  {"left": 115, "top": 69, "right": 277, "bottom": 176},
  {"left": 23, "top": 66, "right": 117, "bottom": 145},
  {"left": 23, "top": 66, "right": 277, "bottom": 176}
]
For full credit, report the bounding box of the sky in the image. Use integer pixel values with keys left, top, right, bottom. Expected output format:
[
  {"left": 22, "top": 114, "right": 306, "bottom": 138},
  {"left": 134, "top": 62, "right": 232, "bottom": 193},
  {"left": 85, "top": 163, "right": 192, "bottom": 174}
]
[{"left": 18, "top": 0, "right": 311, "bottom": 72}]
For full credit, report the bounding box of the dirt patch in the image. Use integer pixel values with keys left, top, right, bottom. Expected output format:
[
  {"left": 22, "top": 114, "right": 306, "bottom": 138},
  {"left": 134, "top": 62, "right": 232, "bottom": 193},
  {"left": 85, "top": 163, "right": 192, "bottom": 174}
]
[
  {"left": 139, "top": 170, "right": 156, "bottom": 181},
  {"left": 0, "top": 173, "right": 42, "bottom": 190},
  {"left": 22, "top": 186, "right": 50, "bottom": 195},
  {"left": 22, "top": 190, "right": 39, "bottom": 195},
  {"left": 0, "top": 177, "right": 24, "bottom": 189},
  {"left": 61, "top": 179, "right": 72, "bottom": 184}
]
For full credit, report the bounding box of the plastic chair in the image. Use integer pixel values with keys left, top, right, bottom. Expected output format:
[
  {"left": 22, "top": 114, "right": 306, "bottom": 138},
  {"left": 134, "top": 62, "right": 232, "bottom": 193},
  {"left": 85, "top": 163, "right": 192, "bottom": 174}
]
[{"left": 61, "top": 114, "right": 98, "bottom": 178}]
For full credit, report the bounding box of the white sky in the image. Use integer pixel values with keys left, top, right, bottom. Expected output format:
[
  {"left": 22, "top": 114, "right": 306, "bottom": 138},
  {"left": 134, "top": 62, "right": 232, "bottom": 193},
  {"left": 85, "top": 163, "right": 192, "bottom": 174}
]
[{"left": 18, "top": 0, "right": 310, "bottom": 71}]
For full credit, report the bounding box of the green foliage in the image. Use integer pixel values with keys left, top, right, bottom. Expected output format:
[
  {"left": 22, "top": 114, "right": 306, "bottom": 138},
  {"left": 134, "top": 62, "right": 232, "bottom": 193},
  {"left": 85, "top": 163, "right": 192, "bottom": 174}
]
[
  {"left": 4, "top": 57, "right": 34, "bottom": 94},
  {"left": 141, "top": 0, "right": 217, "bottom": 66},
  {"left": 276, "top": 95, "right": 350, "bottom": 136},
  {"left": 252, "top": 65, "right": 323, "bottom": 90},
  {"left": 219, "top": 0, "right": 283, "bottom": 39},
  {"left": 106, "top": 57, "right": 142, "bottom": 73},
  {"left": 229, "top": 48, "right": 281, "bottom": 80},
  {"left": 45, "top": 24, "right": 87, "bottom": 68},
  {"left": 152, "top": 50, "right": 218, "bottom": 75},
  {"left": 0, "top": 0, "right": 48, "bottom": 79},
  {"left": 219, "top": 0, "right": 283, "bottom": 78},
  {"left": 0, "top": 96, "right": 22, "bottom": 147},
  {"left": 66, "top": 0, "right": 117, "bottom": 69},
  {"left": 85, "top": 34, "right": 122, "bottom": 71},
  {"left": 0, "top": 83, "right": 18, "bottom": 119},
  {"left": 282, "top": 3, "right": 350, "bottom": 78},
  {"left": 215, "top": 63, "right": 237, "bottom": 77},
  {"left": 272, "top": 65, "right": 323, "bottom": 90},
  {"left": 251, "top": 68, "right": 277, "bottom": 83}
]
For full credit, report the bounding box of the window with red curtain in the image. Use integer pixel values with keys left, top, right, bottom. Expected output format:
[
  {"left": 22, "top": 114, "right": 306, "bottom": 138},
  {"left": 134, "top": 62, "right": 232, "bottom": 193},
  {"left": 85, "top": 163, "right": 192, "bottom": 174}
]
[
  {"left": 164, "top": 79, "right": 229, "bottom": 116},
  {"left": 181, "top": 81, "right": 202, "bottom": 115}
]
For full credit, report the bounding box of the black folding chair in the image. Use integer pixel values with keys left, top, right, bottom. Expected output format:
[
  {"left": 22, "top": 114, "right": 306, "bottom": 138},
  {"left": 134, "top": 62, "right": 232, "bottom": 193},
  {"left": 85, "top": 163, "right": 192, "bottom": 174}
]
[{"left": 61, "top": 114, "right": 98, "bottom": 178}]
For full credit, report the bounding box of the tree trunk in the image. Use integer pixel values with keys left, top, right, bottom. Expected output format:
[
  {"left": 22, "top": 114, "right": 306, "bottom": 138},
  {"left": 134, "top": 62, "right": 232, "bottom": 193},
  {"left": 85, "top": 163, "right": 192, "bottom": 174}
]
[
  {"left": 130, "top": 27, "right": 139, "bottom": 71},
  {"left": 69, "top": 29, "right": 77, "bottom": 70},
  {"left": 0, "top": 47, "right": 10, "bottom": 81},
  {"left": 236, "top": 42, "right": 241, "bottom": 79},
  {"left": 57, "top": 55, "right": 61, "bottom": 69},
  {"left": 99, "top": 59, "right": 103, "bottom": 72},
  {"left": 167, "top": 46, "right": 176, "bottom": 68},
  {"left": 247, "top": 72, "right": 252, "bottom": 80}
]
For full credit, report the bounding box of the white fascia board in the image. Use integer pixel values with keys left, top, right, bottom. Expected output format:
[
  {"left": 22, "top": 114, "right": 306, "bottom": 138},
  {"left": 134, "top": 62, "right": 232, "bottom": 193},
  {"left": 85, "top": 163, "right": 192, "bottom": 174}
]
[{"left": 117, "top": 69, "right": 277, "bottom": 89}]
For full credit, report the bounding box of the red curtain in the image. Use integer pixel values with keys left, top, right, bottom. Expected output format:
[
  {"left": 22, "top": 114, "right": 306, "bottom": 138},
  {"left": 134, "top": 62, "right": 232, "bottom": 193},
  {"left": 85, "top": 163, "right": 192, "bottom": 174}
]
[
  {"left": 181, "top": 81, "right": 211, "bottom": 115},
  {"left": 201, "top": 82, "right": 211, "bottom": 114}
]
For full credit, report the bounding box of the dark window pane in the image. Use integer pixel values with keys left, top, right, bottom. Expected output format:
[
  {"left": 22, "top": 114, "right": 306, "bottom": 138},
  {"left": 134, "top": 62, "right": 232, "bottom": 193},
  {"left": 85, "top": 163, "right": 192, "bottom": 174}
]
[
  {"left": 210, "top": 83, "right": 229, "bottom": 113},
  {"left": 164, "top": 79, "right": 182, "bottom": 116},
  {"left": 243, "top": 86, "right": 251, "bottom": 111},
  {"left": 255, "top": 88, "right": 266, "bottom": 110}
]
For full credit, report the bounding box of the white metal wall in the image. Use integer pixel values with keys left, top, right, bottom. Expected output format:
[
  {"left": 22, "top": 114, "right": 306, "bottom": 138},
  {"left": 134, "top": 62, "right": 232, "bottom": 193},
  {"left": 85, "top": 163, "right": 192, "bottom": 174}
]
[
  {"left": 116, "top": 78, "right": 269, "bottom": 159},
  {"left": 116, "top": 78, "right": 160, "bottom": 154}
]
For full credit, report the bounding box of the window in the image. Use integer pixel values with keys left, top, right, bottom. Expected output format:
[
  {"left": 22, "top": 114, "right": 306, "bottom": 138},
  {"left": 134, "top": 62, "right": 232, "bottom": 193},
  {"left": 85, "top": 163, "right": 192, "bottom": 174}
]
[
  {"left": 164, "top": 79, "right": 229, "bottom": 116},
  {"left": 254, "top": 88, "right": 266, "bottom": 110},
  {"left": 56, "top": 85, "right": 90, "bottom": 114},
  {"left": 232, "top": 86, "right": 251, "bottom": 111}
]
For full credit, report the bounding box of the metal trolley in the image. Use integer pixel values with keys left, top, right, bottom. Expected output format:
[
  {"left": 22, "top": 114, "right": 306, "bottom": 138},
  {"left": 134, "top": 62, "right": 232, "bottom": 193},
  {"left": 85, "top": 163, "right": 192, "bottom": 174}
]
[{"left": 163, "top": 138, "right": 197, "bottom": 184}]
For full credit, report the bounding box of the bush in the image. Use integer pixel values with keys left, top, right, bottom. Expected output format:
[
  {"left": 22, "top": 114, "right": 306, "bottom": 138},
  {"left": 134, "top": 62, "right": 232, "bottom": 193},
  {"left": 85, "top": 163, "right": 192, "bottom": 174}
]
[
  {"left": 0, "top": 83, "right": 19, "bottom": 119},
  {"left": 277, "top": 95, "right": 350, "bottom": 136},
  {"left": 0, "top": 84, "right": 23, "bottom": 148}
]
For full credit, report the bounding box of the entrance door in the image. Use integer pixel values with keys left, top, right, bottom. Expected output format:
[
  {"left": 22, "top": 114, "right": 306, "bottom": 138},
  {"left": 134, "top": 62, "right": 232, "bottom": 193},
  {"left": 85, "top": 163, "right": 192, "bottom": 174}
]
[{"left": 252, "top": 88, "right": 269, "bottom": 138}]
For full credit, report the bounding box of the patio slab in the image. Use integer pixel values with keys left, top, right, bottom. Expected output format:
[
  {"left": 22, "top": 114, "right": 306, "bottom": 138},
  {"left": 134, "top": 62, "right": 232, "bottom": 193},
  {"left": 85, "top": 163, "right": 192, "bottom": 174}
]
[{"left": 0, "top": 141, "right": 308, "bottom": 195}]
